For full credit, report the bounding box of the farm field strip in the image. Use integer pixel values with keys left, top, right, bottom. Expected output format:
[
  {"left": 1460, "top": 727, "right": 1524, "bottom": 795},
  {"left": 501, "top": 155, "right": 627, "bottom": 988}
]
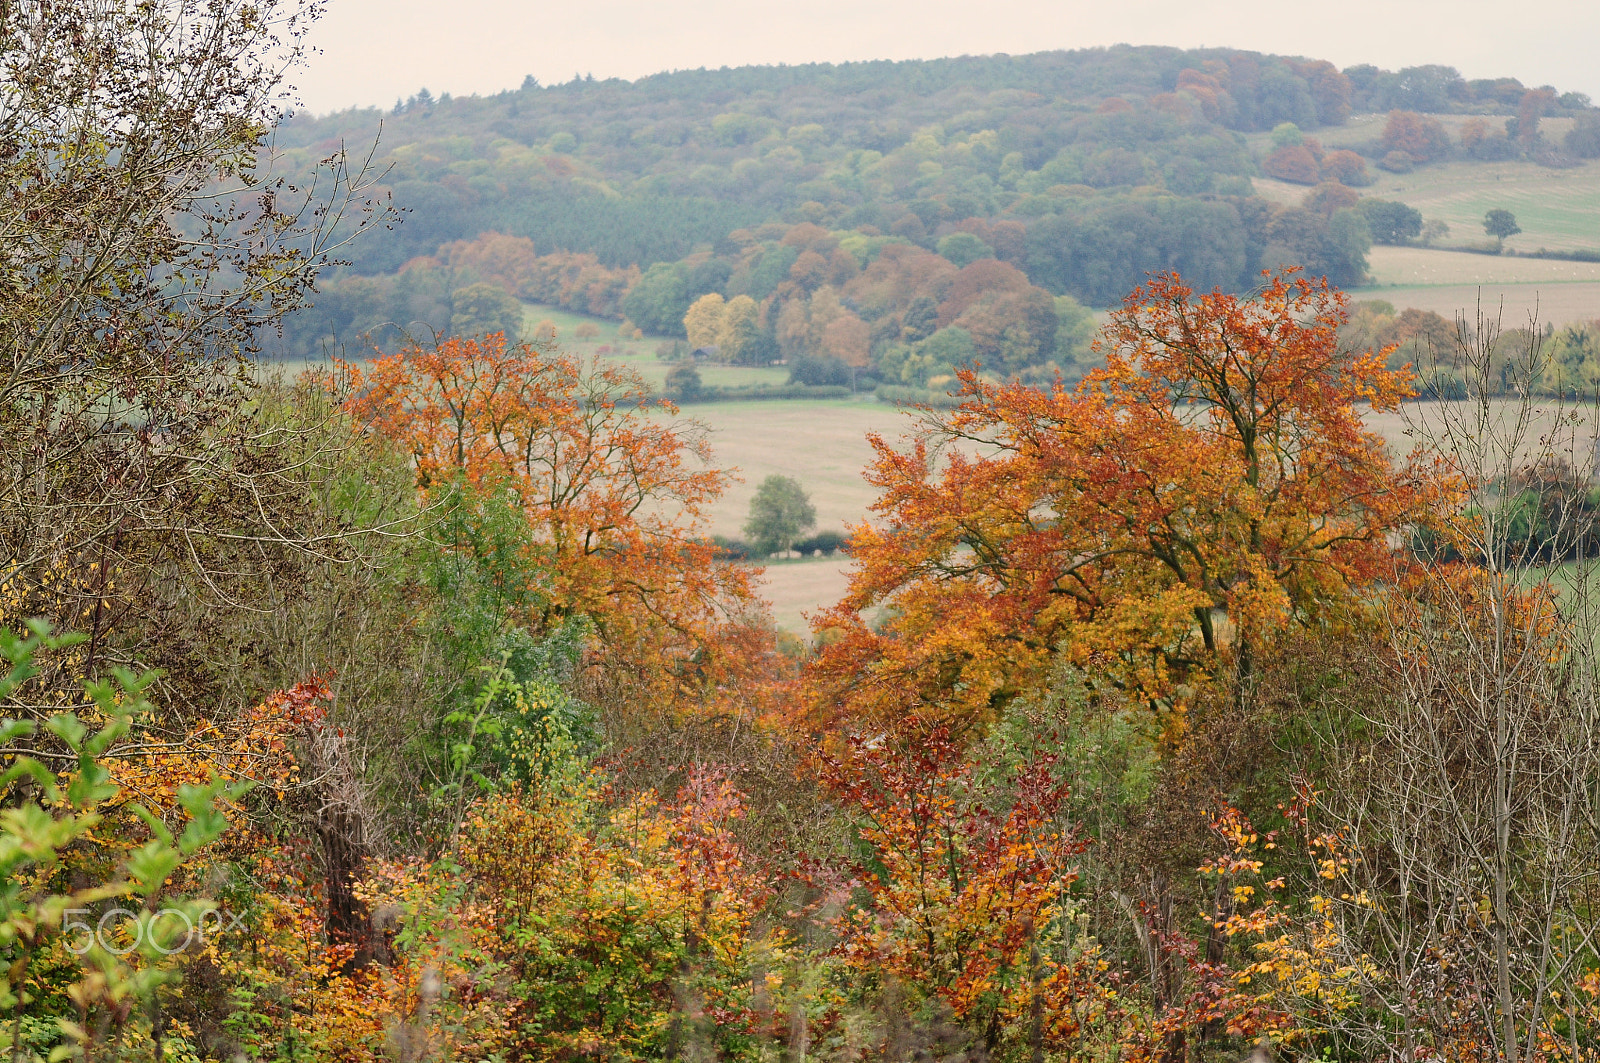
[
  {"left": 1254, "top": 156, "right": 1600, "bottom": 254},
  {"left": 1349, "top": 281, "right": 1600, "bottom": 326},
  {"left": 1364, "top": 246, "right": 1600, "bottom": 286}
]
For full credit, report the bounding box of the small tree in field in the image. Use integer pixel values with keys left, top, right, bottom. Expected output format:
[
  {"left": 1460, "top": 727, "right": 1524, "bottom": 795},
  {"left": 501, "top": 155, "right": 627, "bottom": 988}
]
[
  {"left": 1484, "top": 208, "right": 1521, "bottom": 250},
  {"left": 743, "top": 475, "right": 816, "bottom": 557}
]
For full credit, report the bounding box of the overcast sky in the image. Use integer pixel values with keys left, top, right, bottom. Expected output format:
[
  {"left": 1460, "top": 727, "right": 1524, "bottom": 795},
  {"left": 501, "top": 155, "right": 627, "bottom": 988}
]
[{"left": 291, "top": 0, "right": 1600, "bottom": 116}]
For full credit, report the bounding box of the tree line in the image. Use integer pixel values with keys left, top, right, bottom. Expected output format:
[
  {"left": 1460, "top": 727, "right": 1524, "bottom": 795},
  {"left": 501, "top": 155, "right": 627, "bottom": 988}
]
[{"left": 273, "top": 44, "right": 1591, "bottom": 303}]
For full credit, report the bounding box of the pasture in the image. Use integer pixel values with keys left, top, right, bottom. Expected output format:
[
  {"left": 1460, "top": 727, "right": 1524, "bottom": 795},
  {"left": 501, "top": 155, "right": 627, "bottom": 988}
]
[
  {"left": 1356, "top": 248, "right": 1600, "bottom": 328},
  {"left": 1350, "top": 282, "right": 1600, "bottom": 327},
  {"left": 1365, "top": 246, "right": 1600, "bottom": 286},
  {"left": 1356, "top": 249, "right": 1600, "bottom": 328},
  {"left": 754, "top": 556, "right": 858, "bottom": 635},
  {"left": 687, "top": 398, "right": 915, "bottom": 541},
  {"left": 517, "top": 302, "right": 794, "bottom": 390},
  {"left": 1252, "top": 153, "right": 1600, "bottom": 255}
]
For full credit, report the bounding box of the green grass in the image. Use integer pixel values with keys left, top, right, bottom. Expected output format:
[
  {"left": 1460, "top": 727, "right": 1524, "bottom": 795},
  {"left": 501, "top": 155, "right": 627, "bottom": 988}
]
[
  {"left": 517, "top": 302, "right": 648, "bottom": 347},
  {"left": 1360, "top": 159, "right": 1600, "bottom": 255},
  {"left": 520, "top": 302, "right": 796, "bottom": 390},
  {"left": 1254, "top": 153, "right": 1600, "bottom": 256},
  {"left": 1247, "top": 132, "right": 1600, "bottom": 327}
]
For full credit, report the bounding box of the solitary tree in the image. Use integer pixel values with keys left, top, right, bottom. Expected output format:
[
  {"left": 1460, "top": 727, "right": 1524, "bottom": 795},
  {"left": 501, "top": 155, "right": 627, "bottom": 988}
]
[
  {"left": 664, "top": 362, "right": 704, "bottom": 402},
  {"left": 743, "top": 476, "right": 817, "bottom": 557},
  {"left": 1484, "top": 208, "right": 1521, "bottom": 250}
]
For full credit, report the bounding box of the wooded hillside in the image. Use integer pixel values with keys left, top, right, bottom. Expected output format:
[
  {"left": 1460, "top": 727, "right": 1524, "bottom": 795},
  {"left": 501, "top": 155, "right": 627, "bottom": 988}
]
[{"left": 275, "top": 47, "right": 1597, "bottom": 379}]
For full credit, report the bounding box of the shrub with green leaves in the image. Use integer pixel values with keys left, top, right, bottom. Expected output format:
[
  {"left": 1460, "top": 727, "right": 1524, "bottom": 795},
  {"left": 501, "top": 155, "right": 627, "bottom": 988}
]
[{"left": 1, "top": 622, "right": 243, "bottom": 1061}]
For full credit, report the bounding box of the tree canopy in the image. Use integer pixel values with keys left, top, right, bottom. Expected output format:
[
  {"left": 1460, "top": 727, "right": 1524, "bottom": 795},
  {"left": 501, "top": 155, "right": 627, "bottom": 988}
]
[{"left": 743, "top": 475, "right": 818, "bottom": 556}]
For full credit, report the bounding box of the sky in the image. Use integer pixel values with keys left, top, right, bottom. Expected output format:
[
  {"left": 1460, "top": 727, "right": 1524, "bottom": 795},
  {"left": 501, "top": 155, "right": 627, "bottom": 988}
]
[{"left": 291, "top": 0, "right": 1600, "bottom": 116}]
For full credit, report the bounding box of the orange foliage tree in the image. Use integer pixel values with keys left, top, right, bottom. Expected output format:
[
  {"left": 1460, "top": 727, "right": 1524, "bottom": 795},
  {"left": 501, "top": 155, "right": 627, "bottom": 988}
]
[
  {"left": 341, "top": 333, "right": 763, "bottom": 692},
  {"left": 813, "top": 729, "right": 1117, "bottom": 1057},
  {"left": 805, "top": 271, "right": 1423, "bottom": 735},
  {"left": 1381, "top": 111, "right": 1451, "bottom": 163}
]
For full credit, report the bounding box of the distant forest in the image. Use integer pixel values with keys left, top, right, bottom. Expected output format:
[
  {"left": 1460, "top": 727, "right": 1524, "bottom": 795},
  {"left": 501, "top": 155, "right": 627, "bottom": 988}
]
[{"left": 275, "top": 46, "right": 1598, "bottom": 386}]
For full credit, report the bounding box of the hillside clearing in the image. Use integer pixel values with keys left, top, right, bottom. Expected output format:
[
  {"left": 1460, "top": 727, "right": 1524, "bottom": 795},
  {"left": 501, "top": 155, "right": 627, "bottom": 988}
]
[{"left": 1254, "top": 155, "right": 1600, "bottom": 255}]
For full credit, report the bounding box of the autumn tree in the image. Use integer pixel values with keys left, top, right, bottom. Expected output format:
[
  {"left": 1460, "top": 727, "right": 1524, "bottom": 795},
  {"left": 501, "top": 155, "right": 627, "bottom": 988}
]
[
  {"left": 1263, "top": 144, "right": 1320, "bottom": 185},
  {"left": 1516, "top": 87, "right": 1556, "bottom": 146},
  {"left": 1357, "top": 198, "right": 1423, "bottom": 244},
  {"left": 1318, "top": 149, "right": 1369, "bottom": 185},
  {"left": 342, "top": 333, "right": 762, "bottom": 695},
  {"left": 719, "top": 293, "right": 762, "bottom": 363},
  {"left": 1484, "top": 208, "right": 1521, "bottom": 250},
  {"left": 1381, "top": 110, "right": 1450, "bottom": 163},
  {"left": 450, "top": 282, "right": 524, "bottom": 340},
  {"left": 684, "top": 292, "right": 727, "bottom": 351},
  {"left": 822, "top": 312, "right": 872, "bottom": 368},
  {"left": 805, "top": 270, "right": 1422, "bottom": 735},
  {"left": 813, "top": 729, "right": 1115, "bottom": 1058}
]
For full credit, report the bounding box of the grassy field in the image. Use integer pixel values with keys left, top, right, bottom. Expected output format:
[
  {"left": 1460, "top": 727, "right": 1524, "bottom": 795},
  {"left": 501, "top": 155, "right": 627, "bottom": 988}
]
[
  {"left": 685, "top": 398, "right": 916, "bottom": 540},
  {"left": 1248, "top": 166, "right": 1600, "bottom": 328},
  {"left": 670, "top": 396, "right": 917, "bottom": 636},
  {"left": 518, "top": 303, "right": 797, "bottom": 389},
  {"left": 1253, "top": 154, "right": 1600, "bottom": 256},
  {"left": 1351, "top": 282, "right": 1600, "bottom": 327},
  {"left": 1358, "top": 159, "right": 1600, "bottom": 255},
  {"left": 1354, "top": 246, "right": 1600, "bottom": 326},
  {"left": 750, "top": 556, "right": 858, "bottom": 634},
  {"left": 1365, "top": 247, "right": 1600, "bottom": 286},
  {"left": 1364, "top": 399, "right": 1600, "bottom": 469},
  {"left": 1246, "top": 128, "right": 1600, "bottom": 328}
]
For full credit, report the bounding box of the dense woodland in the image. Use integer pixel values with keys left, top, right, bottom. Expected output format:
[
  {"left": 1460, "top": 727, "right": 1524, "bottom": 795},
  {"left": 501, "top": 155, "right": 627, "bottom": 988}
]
[
  {"left": 14, "top": 3, "right": 1600, "bottom": 1063},
  {"left": 271, "top": 44, "right": 1600, "bottom": 396}
]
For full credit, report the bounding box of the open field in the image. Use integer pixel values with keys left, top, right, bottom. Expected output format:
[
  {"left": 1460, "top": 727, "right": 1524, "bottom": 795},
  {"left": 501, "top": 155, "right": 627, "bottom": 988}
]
[
  {"left": 517, "top": 302, "right": 794, "bottom": 389},
  {"left": 516, "top": 302, "right": 650, "bottom": 350},
  {"left": 1350, "top": 281, "right": 1600, "bottom": 326},
  {"left": 1363, "top": 399, "right": 1600, "bottom": 468},
  {"left": 1360, "top": 160, "right": 1600, "bottom": 255},
  {"left": 1365, "top": 246, "right": 1600, "bottom": 286},
  {"left": 750, "top": 556, "right": 857, "bottom": 634},
  {"left": 686, "top": 398, "right": 916, "bottom": 540},
  {"left": 1254, "top": 144, "right": 1600, "bottom": 256},
  {"left": 1355, "top": 245, "right": 1600, "bottom": 325},
  {"left": 1254, "top": 155, "right": 1600, "bottom": 255}
]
